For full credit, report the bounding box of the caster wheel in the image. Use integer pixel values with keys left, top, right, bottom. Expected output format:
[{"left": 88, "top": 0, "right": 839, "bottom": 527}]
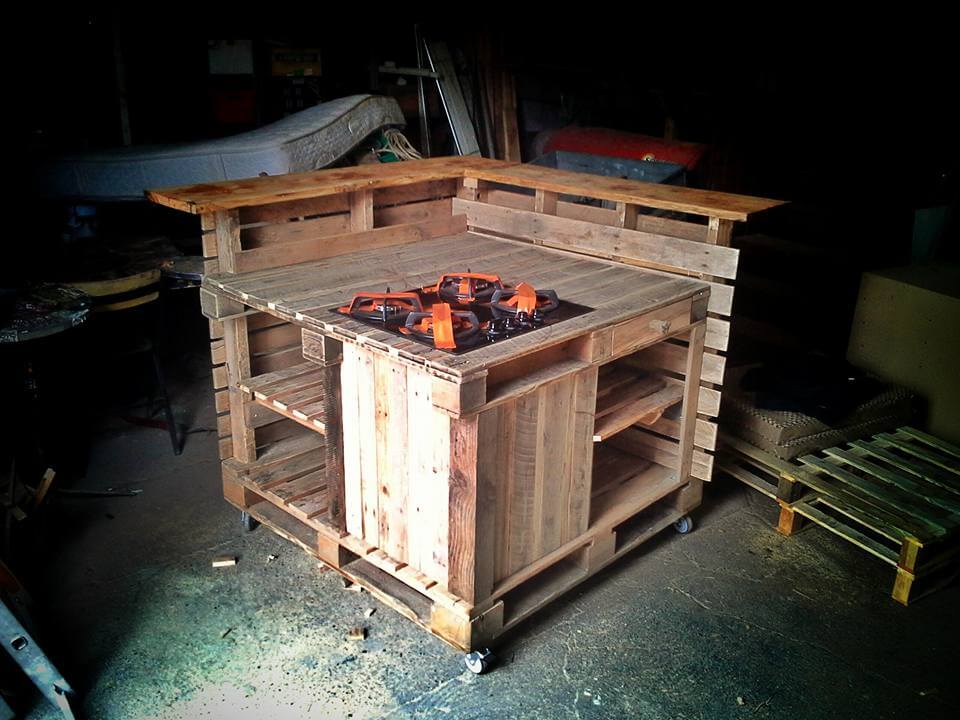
[
  {"left": 241, "top": 511, "right": 259, "bottom": 532},
  {"left": 464, "top": 648, "right": 495, "bottom": 675},
  {"left": 674, "top": 515, "right": 694, "bottom": 534}
]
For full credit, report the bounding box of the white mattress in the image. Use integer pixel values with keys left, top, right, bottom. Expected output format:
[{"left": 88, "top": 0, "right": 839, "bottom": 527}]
[{"left": 37, "top": 94, "right": 405, "bottom": 200}]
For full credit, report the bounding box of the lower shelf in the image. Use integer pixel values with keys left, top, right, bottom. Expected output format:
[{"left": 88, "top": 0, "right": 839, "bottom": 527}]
[
  {"left": 589, "top": 444, "right": 685, "bottom": 529},
  {"left": 239, "top": 362, "right": 327, "bottom": 434},
  {"left": 223, "top": 432, "right": 330, "bottom": 525}
]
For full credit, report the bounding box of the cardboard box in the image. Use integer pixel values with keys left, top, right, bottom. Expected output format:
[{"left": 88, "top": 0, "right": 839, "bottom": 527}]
[{"left": 847, "top": 264, "right": 960, "bottom": 444}]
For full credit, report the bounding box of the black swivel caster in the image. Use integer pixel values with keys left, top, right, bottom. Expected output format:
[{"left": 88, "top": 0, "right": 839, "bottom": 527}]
[
  {"left": 464, "top": 648, "right": 495, "bottom": 675},
  {"left": 673, "top": 515, "right": 694, "bottom": 534},
  {"left": 241, "top": 511, "right": 259, "bottom": 532}
]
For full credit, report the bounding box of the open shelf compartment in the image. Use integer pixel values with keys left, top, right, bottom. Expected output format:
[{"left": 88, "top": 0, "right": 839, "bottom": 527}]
[
  {"left": 593, "top": 364, "right": 683, "bottom": 442},
  {"left": 239, "top": 362, "right": 327, "bottom": 434}
]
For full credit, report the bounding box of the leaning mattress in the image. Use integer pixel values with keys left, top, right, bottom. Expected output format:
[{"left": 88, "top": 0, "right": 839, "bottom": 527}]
[{"left": 36, "top": 94, "right": 404, "bottom": 200}]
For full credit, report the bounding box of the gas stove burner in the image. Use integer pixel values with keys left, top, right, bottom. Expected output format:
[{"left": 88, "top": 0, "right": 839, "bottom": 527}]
[
  {"left": 433, "top": 272, "right": 503, "bottom": 305},
  {"left": 490, "top": 284, "right": 560, "bottom": 319},
  {"left": 402, "top": 303, "right": 481, "bottom": 350},
  {"left": 331, "top": 275, "right": 591, "bottom": 354},
  {"left": 339, "top": 291, "right": 423, "bottom": 325}
]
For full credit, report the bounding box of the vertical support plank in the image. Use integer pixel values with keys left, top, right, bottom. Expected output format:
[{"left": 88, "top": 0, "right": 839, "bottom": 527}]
[
  {"left": 676, "top": 321, "right": 707, "bottom": 510},
  {"left": 448, "top": 414, "right": 494, "bottom": 604},
  {"left": 490, "top": 402, "right": 516, "bottom": 583},
  {"left": 539, "top": 377, "right": 574, "bottom": 554},
  {"left": 564, "top": 367, "right": 599, "bottom": 540},
  {"left": 341, "top": 345, "right": 363, "bottom": 537},
  {"left": 323, "top": 359, "right": 345, "bottom": 532},
  {"left": 677, "top": 322, "right": 707, "bottom": 481},
  {"left": 893, "top": 538, "right": 921, "bottom": 605},
  {"left": 534, "top": 189, "right": 558, "bottom": 215},
  {"left": 214, "top": 210, "right": 241, "bottom": 272},
  {"left": 214, "top": 208, "right": 255, "bottom": 464},
  {"left": 406, "top": 367, "right": 451, "bottom": 584},
  {"left": 457, "top": 177, "right": 479, "bottom": 201},
  {"left": 357, "top": 349, "right": 379, "bottom": 546},
  {"left": 616, "top": 202, "right": 638, "bottom": 230},
  {"left": 223, "top": 316, "right": 255, "bottom": 463},
  {"left": 376, "top": 356, "right": 408, "bottom": 561},
  {"left": 509, "top": 390, "right": 542, "bottom": 572},
  {"left": 705, "top": 216, "right": 734, "bottom": 247},
  {"left": 350, "top": 189, "right": 374, "bottom": 232}
]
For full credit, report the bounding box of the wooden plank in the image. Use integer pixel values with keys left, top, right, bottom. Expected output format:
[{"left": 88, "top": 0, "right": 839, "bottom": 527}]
[
  {"left": 375, "top": 355, "right": 409, "bottom": 561},
  {"left": 534, "top": 189, "right": 558, "bottom": 215},
  {"left": 350, "top": 189, "right": 374, "bottom": 232},
  {"left": 242, "top": 213, "right": 350, "bottom": 247},
  {"left": 341, "top": 345, "right": 364, "bottom": 539},
  {"left": 356, "top": 349, "right": 379, "bottom": 546},
  {"left": 897, "top": 427, "right": 960, "bottom": 460},
  {"left": 454, "top": 199, "right": 741, "bottom": 279},
  {"left": 147, "top": 156, "right": 510, "bottom": 214},
  {"left": 406, "top": 367, "right": 450, "bottom": 583},
  {"left": 793, "top": 499, "right": 900, "bottom": 565},
  {"left": 238, "top": 194, "right": 349, "bottom": 225},
  {"left": 594, "top": 375, "right": 666, "bottom": 420},
  {"left": 560, "top": 368, "right": 600, "bottom": 543},
  {"left": 609, "top": 427, "right": 714, "bottom": 482},
  {"left": 797, "top": 456, "right": 951, "bottom": 536},
  {"left": 374, "top": 198, "right": 453, "bottom": 228},
  {"left": 507, "top": 389, "right": 543, "bottom": 574},
  {"left": 482, "top": 189, "right": 711, "bottom": 243},
  {"left": 824, "top": 447, "right": 960, "bottom": 514},
  {"left": 234, "top": 215, "right": 469, "bottom": 273},
  {"left": 448, "top": 415, "right": 488, "bottom": 603},
  {"left": 677, "top": 323, "right": 707, "bottom": 484},
  {"left": 466, "top": 163, "right": 787, "bottom": 221},
  {"left": 249, "top": 323, "right": 302, "bottom": 355},
  {"left": 223, "top": 316, "right": 255, "bottom": 463},
  {"left": 706, "top": 317, "right": 729, "bottom": 352},
  {"left": 876, "top": 433, "right": 960, "bottom": 478},
  {"left": 374, "top": 179, "right": 458, "bottom": 207},
  {"left": 619, "top": 340, "right": 725, "bottom": 384},
  {"left": 593, "top": 385, "right": 684, "bottom": 442},
  {"left": 539, "top": 374, "right": 575, "bottom": 553},
  {"left": 849, "top": 440, "right": 960, "bottom": 496}
]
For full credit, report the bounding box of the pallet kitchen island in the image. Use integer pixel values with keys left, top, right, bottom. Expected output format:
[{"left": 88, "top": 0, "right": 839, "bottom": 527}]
[{"left": 148, "top": 157, "right": 784, "bottom": 653}]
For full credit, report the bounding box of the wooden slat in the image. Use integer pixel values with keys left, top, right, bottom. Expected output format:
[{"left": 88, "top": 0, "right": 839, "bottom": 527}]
[
  {"left": 593, "top": 385, "right": 684, "bottom": 442},
  {"left": 234, "top": 215, "right": 468, "bottom": 273},
  {"left": 482, "top": 188, "right": 711, "bottom": 243},
  {"left": 454, "top": 199, "right": 740, "bottom": 279},
  {"left": 467, "top": 163, "right": 786, "bottom": 221},
  {"left": 147, "top": 156, "right": 511, "bottom": 214},
  {"left": 792, "top": 499, "right": 900, "bottom": 565}
]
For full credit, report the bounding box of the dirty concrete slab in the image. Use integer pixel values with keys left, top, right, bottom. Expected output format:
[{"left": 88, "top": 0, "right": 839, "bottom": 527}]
[{"left": 19, "top": 371, "right": 960, "bottom": 720}]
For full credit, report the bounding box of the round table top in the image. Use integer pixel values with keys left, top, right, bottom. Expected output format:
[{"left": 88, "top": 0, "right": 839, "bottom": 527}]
[{"left": 0, "top": 284, "right": 91, "bottom": 344}]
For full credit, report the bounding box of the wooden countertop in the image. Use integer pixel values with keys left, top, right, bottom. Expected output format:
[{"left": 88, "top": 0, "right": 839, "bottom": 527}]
[
  {"left": 147, "top": 157, "right": 785, "bottom": 221},
  {"left": 204, "top": 232, "right": 708, "bottom": 380}
]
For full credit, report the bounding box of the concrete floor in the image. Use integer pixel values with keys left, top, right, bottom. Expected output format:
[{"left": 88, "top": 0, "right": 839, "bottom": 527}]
[{"left": 15, "top": 348, "right": 960, "bottom": 719}]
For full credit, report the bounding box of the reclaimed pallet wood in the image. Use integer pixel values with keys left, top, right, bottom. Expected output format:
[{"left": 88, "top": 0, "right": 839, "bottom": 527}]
[
  {"left": 148, "top": 156, "right": 785, "bottom": 652},
  {"left": 718, "top": 429, "right": 960, "bottom": 605}
]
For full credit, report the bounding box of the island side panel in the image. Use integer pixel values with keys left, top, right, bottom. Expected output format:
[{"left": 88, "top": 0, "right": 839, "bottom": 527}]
[{"left": 475, "top": 365, "right": 599, "bottom": 585}]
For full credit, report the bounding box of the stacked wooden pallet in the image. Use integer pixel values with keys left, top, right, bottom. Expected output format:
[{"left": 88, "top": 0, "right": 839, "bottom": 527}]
[{"left": 720, "top": 427, "right": 960, "bottom": 604}]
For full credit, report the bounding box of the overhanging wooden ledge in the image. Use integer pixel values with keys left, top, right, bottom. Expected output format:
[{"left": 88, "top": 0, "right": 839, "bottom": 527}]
[{"left": 146, "top": 155, "right": 785, "bottom": 221}]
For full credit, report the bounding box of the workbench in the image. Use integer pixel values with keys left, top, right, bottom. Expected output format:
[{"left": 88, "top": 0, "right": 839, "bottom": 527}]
[{"left": 148, "top": 157, "right": 784, "bottom": 651}]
